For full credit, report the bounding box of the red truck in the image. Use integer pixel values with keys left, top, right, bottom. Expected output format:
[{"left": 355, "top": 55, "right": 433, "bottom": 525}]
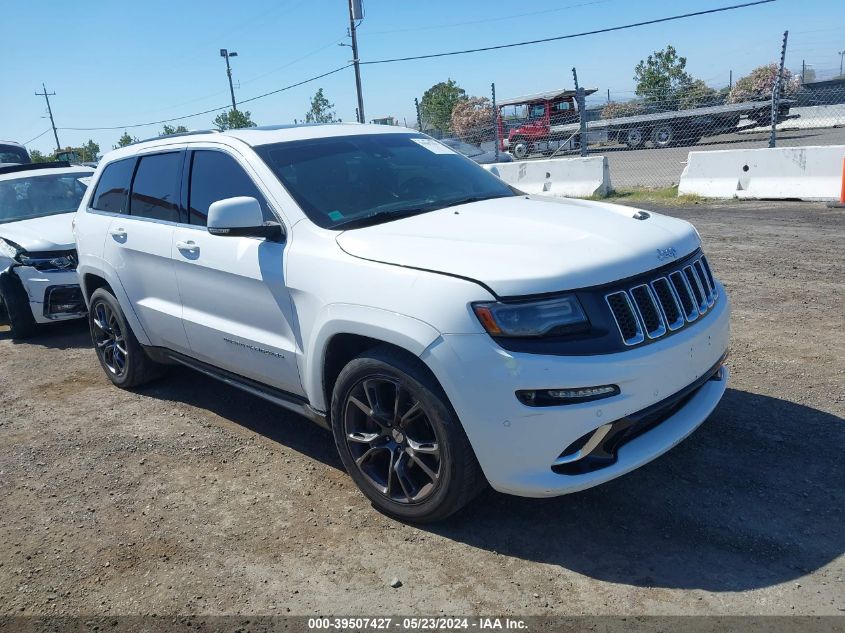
[{"left": 497, "top": 88, "right": 794, "bottom": 159}]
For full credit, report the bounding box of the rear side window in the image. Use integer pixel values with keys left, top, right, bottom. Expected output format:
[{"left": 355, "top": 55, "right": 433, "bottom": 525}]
[
  {"left": 129, "top": 152, "right": 182, "bottom": 222},
  {"left": 91, "top": 158, "right": 135, "bottom": 213},
  {"left": 187, "top": 150, "right": 271, "bottom": 226}
]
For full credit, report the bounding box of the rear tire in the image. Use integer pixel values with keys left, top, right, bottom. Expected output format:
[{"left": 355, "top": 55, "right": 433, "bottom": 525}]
[
  {"left": 88, "top": 287, "right": 164, "bottom": 388},
  {"left": 651, "top": 124, "right": 675, "bottom": 148},
  {"left": 0, "top": 273, "right": 38, "bottom": 340},
  {"left": 330, "top": 346, "right": 486, "bottom": 523}
]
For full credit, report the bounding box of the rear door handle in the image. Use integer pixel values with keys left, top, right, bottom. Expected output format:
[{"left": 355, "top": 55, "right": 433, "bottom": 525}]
[
  {"left": 176, "top": 240, "right": 199, "bottom": 252},
  {"left": 109, "top": 227, "right": 126, "bottom": 238}
]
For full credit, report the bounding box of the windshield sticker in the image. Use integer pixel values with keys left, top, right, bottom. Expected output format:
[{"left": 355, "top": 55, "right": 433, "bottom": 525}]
[
  {"left": 77, "top": 177, "right": 92, "bottom": 186},
  {"left": 328, "top": 210, "right": 345, "bottom": 221},
  {"left": 411, "top": 138, "right": 456, "bottom": 155}
]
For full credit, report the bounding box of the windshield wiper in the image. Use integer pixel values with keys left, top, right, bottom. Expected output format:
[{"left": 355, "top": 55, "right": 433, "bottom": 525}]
[
  {"left": 332, "top": 207, "right": 432, "bottom": 230},
  {"left": 440, "top": 194, "right": 508, "bottom": 209}
]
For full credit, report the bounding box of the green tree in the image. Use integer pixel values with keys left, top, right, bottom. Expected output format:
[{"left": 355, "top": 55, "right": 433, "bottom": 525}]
[
  {"left": 304, "top": 88, "right": 338, "bottom": 123},
  {"left": 677, "top": 79, "right": 720, "bottom": 110},
  {"left": 81, "top": 139, "right": 100, "bottom": 162},
  {"left": 161, "top": 124, "right": 189, "bottom": 136},
  {"left": 212, "top": 109, "right": 256, "bottom": 130},
  {"left": 419, "top": 79, "right": 467, "bottom": 133},
  {"left": 114, "top": 132, "right": 137, "bottom": 149},
  {"left": 634, "top": 45, "right": 693, "bottom": 109},
  {"left": 29, "top": 149, "right": 50, "bottom": 163}
]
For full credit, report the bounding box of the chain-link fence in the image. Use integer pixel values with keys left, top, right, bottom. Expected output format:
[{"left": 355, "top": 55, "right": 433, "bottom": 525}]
[{"left": 405, "top": 76, "right": 845, "bottom": 192}]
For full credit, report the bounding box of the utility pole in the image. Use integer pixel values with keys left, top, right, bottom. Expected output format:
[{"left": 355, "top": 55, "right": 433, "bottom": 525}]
[
  {"left": 769, "top": 30, "right": 788, "bottom": 149},
  {"left": 729, "top": 70, "right": 733, "bottom": 90},
  {"left": 839, "top": 51, "right": 845, "bottom": 78},
  {"left": 572, "top": 67, "right": 588, "bottom": 158},
  {"left": 348, "top": 0, "right": 365, "bottom": 123},
  {"left": 35, "top": 83, "right": 61, "bottom": 152},
  {"left": 220, "top": 49, "right": 239, "bottom": 112}
]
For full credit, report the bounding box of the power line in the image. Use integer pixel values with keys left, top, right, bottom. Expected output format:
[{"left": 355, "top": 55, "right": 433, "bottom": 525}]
[
  {"left": 58, "top": 64, "right": 352, "bottom": 132},
  {"left": 22, "top": 129, "right": 52, "bottom": 146},
  {"left": 366, "top": 0, "right": 615, "bottom": 36},
  {"left": 360, "top": 0, "right": 776, "bottom": 65}
]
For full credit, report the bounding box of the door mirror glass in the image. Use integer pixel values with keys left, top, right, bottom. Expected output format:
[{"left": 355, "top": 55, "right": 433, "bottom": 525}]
[{"left": 207, "top": 196, "right": 283, "bottom": 239}]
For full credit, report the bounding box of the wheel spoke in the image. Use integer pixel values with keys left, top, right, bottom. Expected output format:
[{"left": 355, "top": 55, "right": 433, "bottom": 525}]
[
  {"left": 348, "top": 395, "right": 374, "bottom": 417},
  {"left": 354, "top": 445, "right": 386, "bottom": 467},
  {"left": 400, "top": 401, "right": 423, "bottom": 425},
  {"left": 407, "top": 437, "right": 439, "bottom": 456},
  {"left": 393, "top": 452, "right": 414, "bottom": 502},
  {"left": 407, "top": 448, "right": 438, "bottom": 482},
  {"left": 348, "top": 431, "right": 380, "bottom": 444}
]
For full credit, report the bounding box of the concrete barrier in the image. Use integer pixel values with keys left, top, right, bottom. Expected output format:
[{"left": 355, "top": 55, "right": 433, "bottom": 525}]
[
  {"left": 678, "top": 145, "right": 845, "bottom": 200},
  {"left": 485, "top": 156, "right": 611, "bottom": 198}
]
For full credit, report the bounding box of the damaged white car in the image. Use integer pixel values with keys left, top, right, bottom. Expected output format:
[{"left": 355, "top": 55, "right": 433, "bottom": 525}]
[{"left": 0, "top": 162, "right": 93, "bottom": 338}]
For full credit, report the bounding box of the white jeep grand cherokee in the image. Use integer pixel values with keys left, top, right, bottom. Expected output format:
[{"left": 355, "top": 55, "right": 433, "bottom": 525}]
[{"left": 74, "top": 124, "right": 729, "bottom": 522}]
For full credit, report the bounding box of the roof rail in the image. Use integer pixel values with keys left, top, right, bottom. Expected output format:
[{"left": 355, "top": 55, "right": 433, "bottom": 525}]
[
  {"left": 132, "top": 129, "right": 221, "bottom": 145},
  {"left": 0, "top": 161, "right": 72, "bottom": 176}
]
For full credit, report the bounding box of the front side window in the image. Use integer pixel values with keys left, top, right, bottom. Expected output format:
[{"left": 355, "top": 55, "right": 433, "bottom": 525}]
[
  {"left": 529, "top": 104, "right": 546, "bottom": 119},
  {"left": 255, "top": 133, "right": 514, "bottom": 229},
  {"left": 129, "top": 153, "right": 182, "bottom": 222},
  {"left": 188, "top": 151, "right": 270, "bottom": 226},
  {"left": 91, "top": 158, "right": 135, "bottom": 214},
  {"left": 0, "top": 172, "right": 90, "bottom": 224}
]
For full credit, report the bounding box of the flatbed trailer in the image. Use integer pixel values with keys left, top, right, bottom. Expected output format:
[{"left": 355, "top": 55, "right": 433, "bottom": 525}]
[{"left": 497, "top": 88, "right": 794, "bottom": 158}]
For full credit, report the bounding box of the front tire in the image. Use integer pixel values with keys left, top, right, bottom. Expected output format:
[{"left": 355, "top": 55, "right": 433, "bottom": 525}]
[
  {"left": 0, "top": 273, "right": 38, "bottom": 340},
  {"left": 624, "top": 128, "right": 645, "bottom": 149},
  {"left": 510, "top": 138, "right": 530, "bottom": 160},
  {"left": 88, "top": 287, "right": 164, "bottom": 388},
  {"left": 330, "top": 346, "right": 486, "bottom": 522}
]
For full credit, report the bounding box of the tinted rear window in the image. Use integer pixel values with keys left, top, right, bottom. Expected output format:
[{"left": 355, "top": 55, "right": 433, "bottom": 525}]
[
  {"left": 0, "top": 144, "right": 30, "bottom": 165},
  {"left": 91, "top": 158, "right": 135, "bottom": 214},
  {"left": 129, "top": 153, "right": 182, "bottom": 222}
]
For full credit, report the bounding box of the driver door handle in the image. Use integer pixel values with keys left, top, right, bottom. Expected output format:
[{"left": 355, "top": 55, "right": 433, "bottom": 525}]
[
  {"left": 176, "top": 240, "right": 199, "bottom": 252},
  {"left": 109, "top": 227, "right": 126, "bottom": 238}
]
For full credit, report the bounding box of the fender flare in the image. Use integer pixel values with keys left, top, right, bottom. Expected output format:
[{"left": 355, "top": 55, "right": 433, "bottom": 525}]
[
  {"left": 78, "top": 260, "right": 153, "bottom": 346},
  {"left": 300, "top": 303, "right": 442, "bottom": 412}
]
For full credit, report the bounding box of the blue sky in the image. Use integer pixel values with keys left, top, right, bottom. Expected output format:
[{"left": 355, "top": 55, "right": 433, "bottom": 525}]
[{"left": 3, "top": 0, "right": 843, "bottom": 154}]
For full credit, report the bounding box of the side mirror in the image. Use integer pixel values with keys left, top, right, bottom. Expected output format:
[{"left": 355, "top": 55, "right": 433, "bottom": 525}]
[{"left": 207, "top": 196, "right": 283, "bottom": 240}]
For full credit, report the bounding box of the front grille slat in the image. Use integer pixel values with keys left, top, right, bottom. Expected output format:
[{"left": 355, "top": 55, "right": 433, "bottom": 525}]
[
  {"left": 605, "top": 291, "right": 644, "bottom": 346},
  {"left": 605, "top": 254, "right": 718, "bottom": 346},
  {"left": 651, "top": 277, "right": 685, "bottom": 330},
  {"left": 630, "top": 284, "right": 666, "bottom": 339}
]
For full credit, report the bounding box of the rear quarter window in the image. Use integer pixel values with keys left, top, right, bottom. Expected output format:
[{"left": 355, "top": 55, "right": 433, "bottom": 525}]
[{"left": 90, "top": 158, "right": 135, "bottom": 213}]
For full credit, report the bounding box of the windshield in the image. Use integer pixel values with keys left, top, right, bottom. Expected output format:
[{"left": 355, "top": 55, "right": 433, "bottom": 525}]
[
  {"left": 255, "top": 133, "right": 514, "bottom": 229},
  {"left": 0, "top": 172, "right": 90, "bottom": 224},
  {"left": 0, "top": 144, "right": 31, "bottom": 165}
]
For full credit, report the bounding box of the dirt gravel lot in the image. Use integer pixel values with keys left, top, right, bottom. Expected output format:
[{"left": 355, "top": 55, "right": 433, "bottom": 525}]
[{"left": 0, "top": 201, "right": 843, "bottom": 619}]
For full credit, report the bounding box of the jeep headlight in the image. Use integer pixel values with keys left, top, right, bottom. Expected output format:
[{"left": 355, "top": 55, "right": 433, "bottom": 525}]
[{"left": 473, "top": 294, "right": 588, "bottom": 337}]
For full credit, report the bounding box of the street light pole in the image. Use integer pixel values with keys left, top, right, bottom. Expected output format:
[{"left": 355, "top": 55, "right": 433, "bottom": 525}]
[
  {"left": 348, "top": 0, "right": 365, "bottom": 123},
  {"left": 220, "top": 49, "right": 239, "bottom": 112},
  {"left": 839, "top": 51, "right": 844, "bottom": 78}
]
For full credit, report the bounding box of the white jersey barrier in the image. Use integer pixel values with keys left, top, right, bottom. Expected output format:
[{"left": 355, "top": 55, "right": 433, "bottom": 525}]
[
  {"left": 485, "top": 156, "right": 611, "bottom": 198},
  {"left": 678, "top": 145, "right": 845, "bottom": 200}
]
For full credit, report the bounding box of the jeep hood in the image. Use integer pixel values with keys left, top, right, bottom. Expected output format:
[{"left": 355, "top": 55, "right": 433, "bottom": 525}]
[
  {"left": 0, "top": 212, "right": 75, "bottom": 253},
  {"left": 335, "top": 196, "right": 701, "bottom": 297}
]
